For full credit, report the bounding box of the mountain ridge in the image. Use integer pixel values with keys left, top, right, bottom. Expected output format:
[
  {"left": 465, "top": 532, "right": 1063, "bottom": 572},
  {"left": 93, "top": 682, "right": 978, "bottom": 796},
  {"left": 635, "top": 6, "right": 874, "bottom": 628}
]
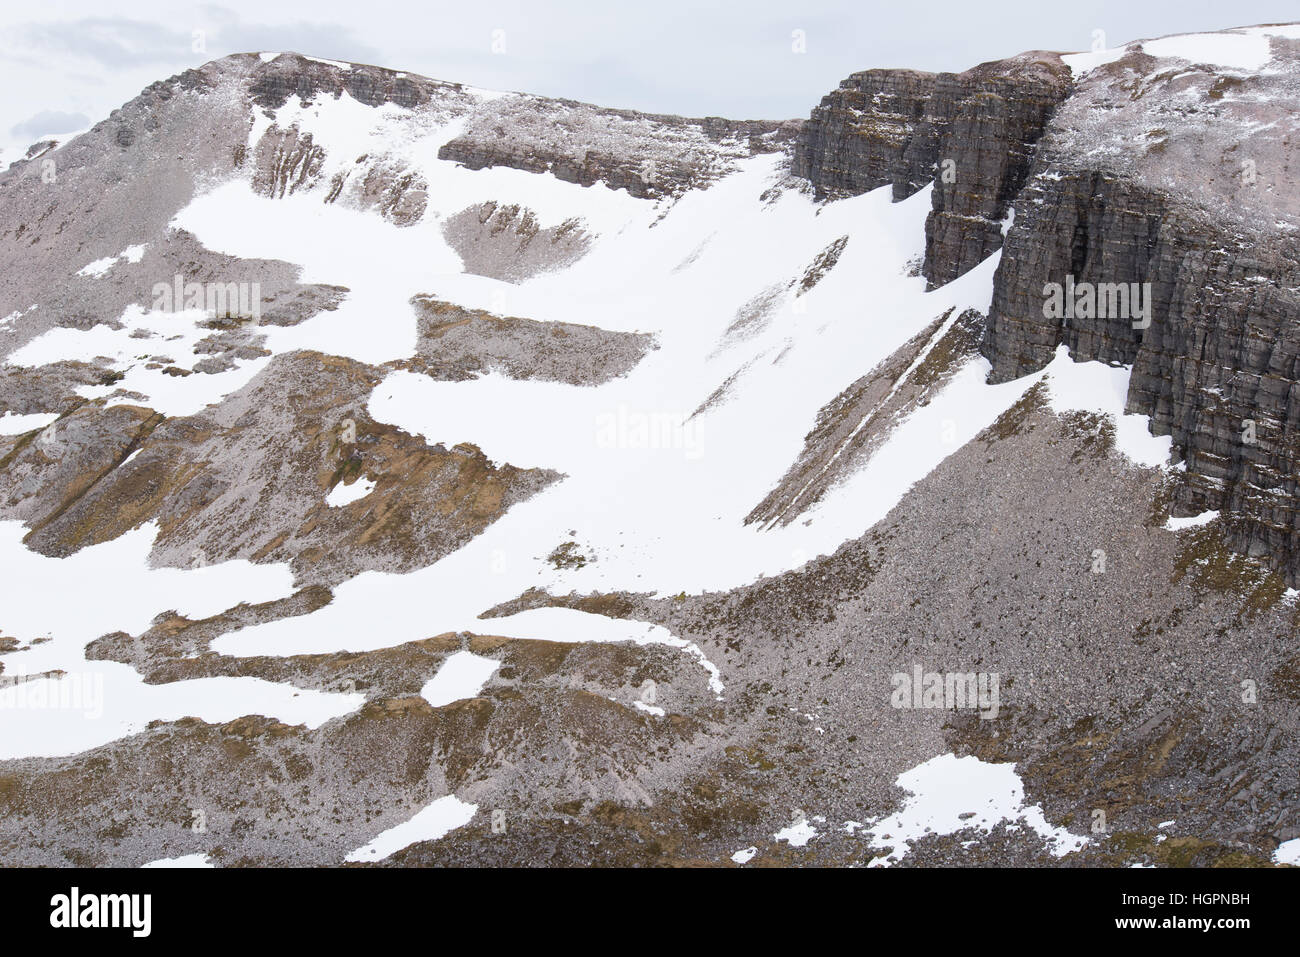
[{"left": 1, "top": 24, "right": 1298, "bottom": 868}]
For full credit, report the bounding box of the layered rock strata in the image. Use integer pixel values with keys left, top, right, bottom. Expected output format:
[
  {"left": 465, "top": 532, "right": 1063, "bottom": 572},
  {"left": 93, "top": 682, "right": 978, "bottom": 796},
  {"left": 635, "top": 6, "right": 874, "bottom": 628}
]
[
  {"left": 791, "top": 52, "right": 1072, "bottom": 286},
  {"left": 980, "top": 39, "right": 1300, "bottom": 582}
]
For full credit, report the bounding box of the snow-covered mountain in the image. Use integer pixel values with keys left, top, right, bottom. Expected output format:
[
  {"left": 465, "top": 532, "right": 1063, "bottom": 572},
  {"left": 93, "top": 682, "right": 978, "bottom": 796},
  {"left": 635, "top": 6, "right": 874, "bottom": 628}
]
[{"left": 1, "top": 28, "right": 1298, "bottom": 867}]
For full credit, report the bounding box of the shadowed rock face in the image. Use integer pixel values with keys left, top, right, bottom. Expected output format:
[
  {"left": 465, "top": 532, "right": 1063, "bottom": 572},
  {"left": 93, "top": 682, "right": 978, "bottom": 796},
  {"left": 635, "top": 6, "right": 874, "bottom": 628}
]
[
  {"left": 793, "top": 31, "right": 1300, "bottom": 587},
  {"left": 978, "top": 40, "right": 1300, "bottom": 584},
  {"left": 791, "top": 52, "right": 1073, "bottom": 286}
]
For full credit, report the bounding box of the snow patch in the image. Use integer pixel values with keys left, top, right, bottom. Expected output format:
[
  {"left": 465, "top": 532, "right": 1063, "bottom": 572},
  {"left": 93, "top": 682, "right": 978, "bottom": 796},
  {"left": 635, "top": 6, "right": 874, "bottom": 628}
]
[
  {"left": 8, "top": 303, "right": 272, "bottom": 419},
  {"left": 0, "top": 521, "right": 362, "bottom": 760},
  {"left": 1063, "top": 26, "right": 1286, "bottom": 76},
  {"left": 1043, "top": 346, "right": 1172, "bottom": 468},
  {"left": 1062, "top": 46, "right": 1129, "bottom": 74},
  {"left": 1164, "top": 510, "right": 1219, "bottom": 531},
  {"left": 0, "top": 412, "right": 59, "bottom": 435},
  {"left": 76, "top": 256, "right": 118, "bottom": 278},
  {"left": 1141, "top": 32, "right": 1273, "bottom": 72},
  {"left": 75, "top": 244, "right": 148, "bottom": 278},
  {"left": 419, "top": 650, "right": 500, "bottom": 707},
  {"left": 1275, "top": 838, "right": 1300, "bottom": 865},
  {"left": 344, "top": 795, "right": 477, "bottom": 862},
  {"left": 303, "top": 56, "right": 352, "bottom": 70},
  {"left": 774, "top": 819, "right": 818, "bottom": 847},
  {"left": 326, "top": 478, "right": 375, "bottom": 508},
  {"left": 141, "top": 854, "right": 213, "bottom": 868},
  {"left": 864, "top": 754, "right": 1088, "bottom": 865}
]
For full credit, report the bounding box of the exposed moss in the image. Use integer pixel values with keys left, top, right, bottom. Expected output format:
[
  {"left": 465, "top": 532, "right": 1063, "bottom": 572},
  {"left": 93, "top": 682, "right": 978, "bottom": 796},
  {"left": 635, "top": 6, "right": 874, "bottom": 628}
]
[
  {"left": 0, "top": 428, "right": 39, "bottom": 473},
  {"left": 1172, "top": 526, "right": 1286, "bottom": 619},
  {"left": 547, "top": 541, "right": 592, "bottom": 569},
  {"left": 1059, "top": 410, "right": 1117, "bottom": 462},
  {"left": 1207, "top": 76, "right": 1244, "bottom": 100},
  {"left": 329, "top": 455, "right": 364, "bottom": 488},
  {"left": 908, "top": 308, "right": 970, "bottom": 389},
  {"left": 1145, "top": 470, "right": 1179, "bottom": 528},
  {"left": 982, "top": 380, "right": 1048, "bottom": 445},
  {"left": 1096, "top": 832, "right": 1276, "bottom": 867},
  {"left": 723, "top": 744, "right": 776, "bottom": 772}
]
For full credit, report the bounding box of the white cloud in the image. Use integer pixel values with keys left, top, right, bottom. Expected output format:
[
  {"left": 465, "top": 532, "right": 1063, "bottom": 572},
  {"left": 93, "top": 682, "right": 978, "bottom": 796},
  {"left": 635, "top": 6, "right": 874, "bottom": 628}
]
[
  {"left": 10, "top": 109, "right": 91, "bottom": 140},
  {"left": 0, "top": 0, "right": 1296, "bottom": 151}
]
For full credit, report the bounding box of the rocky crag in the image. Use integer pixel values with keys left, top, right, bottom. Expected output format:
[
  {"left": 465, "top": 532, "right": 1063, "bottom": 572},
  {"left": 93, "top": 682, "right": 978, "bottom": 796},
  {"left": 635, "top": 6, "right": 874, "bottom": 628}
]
[
  {"left": 794, "top": 28, "right": 1300, "bottom": 587},
  {"left": 792, "top": 52, "right": 1072, "bottom": 287},
  {"left": 439, "top": 99, "right": 799, "bottom": 201}
]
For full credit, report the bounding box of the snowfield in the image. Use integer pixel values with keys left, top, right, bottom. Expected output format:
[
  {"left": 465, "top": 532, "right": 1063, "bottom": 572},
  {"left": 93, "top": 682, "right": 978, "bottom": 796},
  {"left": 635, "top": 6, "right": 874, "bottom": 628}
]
[
  {"left": 344, "top": 794, "right": 478, "bottom": 862},
  {"left": 1063, "top": 23, "right": 1300, "bottom": 76}
]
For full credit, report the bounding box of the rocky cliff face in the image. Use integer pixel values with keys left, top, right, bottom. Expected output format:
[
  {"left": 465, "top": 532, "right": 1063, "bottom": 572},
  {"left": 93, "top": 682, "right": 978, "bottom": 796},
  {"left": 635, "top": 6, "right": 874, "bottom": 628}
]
[
  {"left": 247, "top": 53, "right": 470, "bottom": 111},
  {"left": 791, "top": 52, "right": 1072, "bottom": 286},
  {"left": 439, "top": 99, "right": 799, "bottom": 200},
  {"left": 796, "top": 29, "right": 1300, "bottom": 586},
  {"left": 980, "top": 37, "right": 1300, "bottom": 583},
  {"left": 243, "top": 53, "right": 803, "bottom": 200}
]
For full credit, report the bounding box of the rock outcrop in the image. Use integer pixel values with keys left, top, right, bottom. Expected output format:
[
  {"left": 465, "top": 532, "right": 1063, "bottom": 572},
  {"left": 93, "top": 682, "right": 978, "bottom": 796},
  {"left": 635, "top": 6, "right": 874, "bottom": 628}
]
[
  {"left": 247, "top": 53, "right": 471, "bottom": 111},
  {"left": 979, "top": 37, "right": 1300, "bottom": 583},
  {"left": 252, "top": 125, "right": 327, "bottom": 198},
  {"left": 792, "top": 52, "right": 1072, "bottom": 287},
  {"left": 439, "top": 97, "right": 800, "bottom": 199},
  {"left": 795, "top": 29, "right": 1300, "bottom": 586},
  {"left": 441, "top": 202, "right": 592, "bottom": 282},
  {"left": 401, "top": 298, "right": 655, "bottom": 386},
  {"left": 0, "top": 352, "right": 558, "bottom": 586}
]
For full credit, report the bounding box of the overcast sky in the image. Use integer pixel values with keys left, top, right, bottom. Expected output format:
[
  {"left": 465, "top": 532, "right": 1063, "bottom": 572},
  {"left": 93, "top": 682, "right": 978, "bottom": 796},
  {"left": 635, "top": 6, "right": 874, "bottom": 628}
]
[{"left": 2, "top": 1, "right": 1298, "bottom": 150}]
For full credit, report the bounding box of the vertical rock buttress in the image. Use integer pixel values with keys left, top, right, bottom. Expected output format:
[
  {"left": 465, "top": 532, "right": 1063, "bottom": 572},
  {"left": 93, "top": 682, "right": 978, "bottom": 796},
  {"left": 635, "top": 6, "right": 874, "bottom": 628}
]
[
  {"left": 793, "top": 39, "right": 1300, "bottom": 584},
  {"left": 791, "top": 52, "right": 1072, "bottom": 288}
]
